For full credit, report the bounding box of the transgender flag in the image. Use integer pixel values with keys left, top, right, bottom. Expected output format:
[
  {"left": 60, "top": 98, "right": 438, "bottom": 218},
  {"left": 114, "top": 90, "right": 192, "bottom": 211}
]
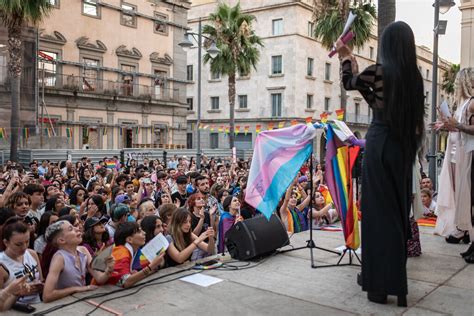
[{"left": 246, "top": 124, "right": 317, "bottom": 219}]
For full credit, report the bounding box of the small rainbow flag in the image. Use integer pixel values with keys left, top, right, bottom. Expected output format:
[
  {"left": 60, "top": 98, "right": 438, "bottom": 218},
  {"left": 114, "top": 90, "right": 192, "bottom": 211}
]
[
  {"left": 244, "top": 125, "right": 250, "bottom": 135},
  {"left": 105, "top": 160, "right": 116, "bottom": 169},
  {"left": 267, "top": 122, "right": 274, "bottom": 130},
  {"left": 66, "top": 127, "right": 73, "bottom": 138},
  {"left": 103, "top": 126, "right": 107, "bottom": 136},
  {"left": 235, "top": 125, "right": 240, "bottom": 135},
  {"left": 336, "top": 109, "right": 345, "bottom": 120},
  {"left": 210, "top": 125, "right": 215, "bottom": 132},
  {"left": 23, "top": 127, "right": 29, "bottom": 139},
  {"left": 305, "top": 117, "right": 313, "bottom": 125},
  {"left": 320, "top": 112, "right": 328, "bottom": 123},
  {"left": 278, "top": 122, "right": 284, "bottom": 129},
  {"left": 225, "top": 126, "right": 230, "bottom": 134},
  {"left": 256, "top": 124, "right": 261, "bottom": 134},
  {"left": 135, "top": 126, "right": 140, "bottom": 135},
  {"left": 203, "top": 124, "right": 209, "bottom": 130},
  {"left": 0, "top": 128, "right": 5, "bottom": 139},
  {"left": 291, "top": 120, "right": 298, "bottom": 126},
  {"left": 218, "top": 125, "right": 224, "bottom": 133},
  {"left": 198, "top": 123, "right": 204, "bottom": 130}
]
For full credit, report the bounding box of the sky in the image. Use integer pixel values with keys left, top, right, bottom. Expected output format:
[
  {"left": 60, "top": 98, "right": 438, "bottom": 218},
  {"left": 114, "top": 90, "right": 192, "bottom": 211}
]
[{"left": 384, "top": 0, "right": 461, "bottom": 63}]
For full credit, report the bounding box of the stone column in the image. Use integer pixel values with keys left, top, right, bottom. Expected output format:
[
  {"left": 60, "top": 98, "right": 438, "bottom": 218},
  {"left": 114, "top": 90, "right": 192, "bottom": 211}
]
[
  {"left": 460, "top": 0, "right": 474, "bottom": 68},
  {"left": 107, "top": 112, "right": 114, "bottom": 149}
]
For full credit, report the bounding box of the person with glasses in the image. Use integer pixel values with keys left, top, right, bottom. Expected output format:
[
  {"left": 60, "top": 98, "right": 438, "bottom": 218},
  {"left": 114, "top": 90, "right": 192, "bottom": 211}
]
[
  {"left": 0, "top": 217, "right": 43, "bottom": 305},
  {"left": 107, "top": 222, "right": 165, "bottom": 288},
  {"left": 42, "top": 220, "right": 115, "bottom": 302}
]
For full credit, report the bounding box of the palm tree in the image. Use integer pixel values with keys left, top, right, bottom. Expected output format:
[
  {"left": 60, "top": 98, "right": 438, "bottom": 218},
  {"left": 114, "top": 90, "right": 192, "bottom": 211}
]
[
  {"left": 202, "top": 2, "right": 263, "bottom": 149},
  {"left": 441, "top": 63, "right": 459, "bottom": 95},
  {"left": 312, "top": 0, "right": 376, "bottom": 119},
  {"left": 0, "top": 0, "right": 52, "bottom": 162},
  {"left": 377, "top": 0, "right": 396, "bottom": 39}
]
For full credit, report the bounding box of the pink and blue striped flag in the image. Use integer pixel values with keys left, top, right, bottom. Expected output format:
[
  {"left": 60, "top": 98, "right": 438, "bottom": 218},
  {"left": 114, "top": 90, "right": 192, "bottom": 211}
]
[
  {"left": 325, "top": 124, "right": 360, "bottom": 249},
  {"left": 245, "top": 124, "right": 318, "bottom": 219}
]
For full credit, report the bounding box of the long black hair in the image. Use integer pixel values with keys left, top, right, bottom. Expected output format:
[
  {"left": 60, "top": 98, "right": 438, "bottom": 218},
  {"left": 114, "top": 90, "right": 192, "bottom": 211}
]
[{"left": 379, "top": 21, "right": 425, "bottom": 163}]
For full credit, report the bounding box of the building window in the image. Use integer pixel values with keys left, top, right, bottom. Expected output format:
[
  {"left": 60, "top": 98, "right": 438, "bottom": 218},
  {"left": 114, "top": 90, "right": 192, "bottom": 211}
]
[
  {"left": 82, "top": 58, "right": 99, "bottom": 91},
  {"left": 272, "top": 19, "right": 283, "bottom": 36},
  {"left": 238, "top": 95, "right": 248, "bottom": 109},
  {"left": 38, "top": 51, "right": 57, "bottom": 87},
  {"left": 426, "top": 69, "right": 430, "bottom": 79},
  {"left": 154, "top": 12, "right": 168, "bottom": 34},
  {"left": 324, "top": 97, "right": 330, "bottom": 111},
  {"left": 355, "top": 102, "right": 360, "bottom": 121},
  {"left": 210, "top": 71, "right": 221, "bottom": 80},
  {"left": 369, "top": 46, "right": 374, "bottom": 59},
  {"left": 272, "top": 55, "right": 282, "bottom": 75},
  {"left": 325, "top": 63, "right": 331, "bottom": 81},
  {"left": 187, "top": 65, "right": 193, "bottom": 81},
  {"left": 120, "top": 64, "right": 135, "bottom": 96},
  {"left": 83, "top": 0, "right": 100, "bottom": 17},
  {"left": 211, "top": 97, "right": 219, "bottom": 110},
  {"left": 186, "top": 98, "right": 193, "bottom": 111},
  {"left": 307, "top": 58, "right": 314, "bottom": 77},
  {"left": 153, "top": 69, "right": 166, "bottom": 97},
  {"left": 271, "top": 93, "right": 282, "bottom": 117},
  {"left": 307, "top": 21, "right": 314, "bottom": 37},
  {"left": 48, "top": 0, "right": 59, "bottom": 8},
  {"left": 121, "top": 2, "right": 137, "bottom": 28},
  {"left": 306, "top": 94, "right": 313, "bottom": 109},
  {"left": 210, "top": 133, "right": 219, "bottom": 149}
]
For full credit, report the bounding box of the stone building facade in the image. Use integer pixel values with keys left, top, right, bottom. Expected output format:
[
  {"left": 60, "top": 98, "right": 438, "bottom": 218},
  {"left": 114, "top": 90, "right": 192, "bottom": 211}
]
[
  {"left": 186, "top": 0, "right": 452, "bottom": 160},
  {"left": 0, "top": 0, "right": 191, "bottom": 150}
]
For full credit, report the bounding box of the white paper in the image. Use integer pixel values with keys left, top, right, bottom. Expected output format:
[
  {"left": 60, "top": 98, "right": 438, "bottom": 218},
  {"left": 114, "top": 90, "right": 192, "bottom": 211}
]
[
  {"left": 331, "top": 120, "right": 354, "bottom": 142},
  {"left": 141, "top": 233, "right": 169, "bottom": 262},
  {"left": 180, "top": 274, "right": 223, "bottom": 287},
  {"left": 439, "top": 100, "right": 451, "bottom": 118},
  {"left": 342, "top": 11, "right": 357, "bottom": 37},
  {"left": 334, "top": 245, "right": 361, "bottom": 255}
]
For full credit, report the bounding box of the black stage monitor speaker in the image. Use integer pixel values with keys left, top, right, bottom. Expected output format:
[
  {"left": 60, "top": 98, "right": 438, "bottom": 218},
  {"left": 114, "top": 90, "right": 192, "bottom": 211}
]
[{"left": 224, "top": 214, "right": 289, "bottom": 260}]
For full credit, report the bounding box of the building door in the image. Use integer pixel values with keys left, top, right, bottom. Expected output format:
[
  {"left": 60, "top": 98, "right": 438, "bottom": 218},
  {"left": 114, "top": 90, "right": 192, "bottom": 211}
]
[
  {"left": 122, "top": 128, "right": 133, "bottom": 148},
  {"left": 154, "top": 70, "right": 166, "bottom": 99},
  {"left": 187, "top": 133, "right": 193, "bottom": 149}
]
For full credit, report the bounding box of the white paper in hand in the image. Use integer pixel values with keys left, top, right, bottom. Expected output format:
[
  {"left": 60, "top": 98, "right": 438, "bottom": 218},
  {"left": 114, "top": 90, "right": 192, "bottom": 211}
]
[
  {"left": 141, "top": 233, "right": 169, "bottom": 262},
  {"left": 331, "top": 120, "right": 355, "bottom": 142},
  {"left": 439, "top": 100, "right": 451, "bottom": 118}
]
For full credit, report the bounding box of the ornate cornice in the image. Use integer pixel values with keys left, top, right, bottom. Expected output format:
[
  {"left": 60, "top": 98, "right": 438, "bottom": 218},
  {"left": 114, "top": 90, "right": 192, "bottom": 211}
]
[
  {"left": 75, "top": 36, "right": 107, "bottom": 53},
  {"left": 39, "top": 30, "right": 67, "bottom": 45},
  {"left": 149, "top": 52, "right": 173, "bottom": 65},
  {"left": 116, "top": 45, "right": 142, "bottom": 60}
]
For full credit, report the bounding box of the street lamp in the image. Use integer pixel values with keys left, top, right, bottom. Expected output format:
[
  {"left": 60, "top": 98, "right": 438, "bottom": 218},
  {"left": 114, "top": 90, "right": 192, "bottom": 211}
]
[
  {"left": 428, "top": 0, "right": 455, "bottom": 191},
  {"left": 178, "top": 18, "right": 220, "bottom": 170}
]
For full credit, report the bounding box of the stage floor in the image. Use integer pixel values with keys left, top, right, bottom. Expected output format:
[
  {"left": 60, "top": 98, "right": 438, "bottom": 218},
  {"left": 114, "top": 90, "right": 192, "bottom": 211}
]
[{"left": 12, "top": 225, "right": 473, "bottom": 315}]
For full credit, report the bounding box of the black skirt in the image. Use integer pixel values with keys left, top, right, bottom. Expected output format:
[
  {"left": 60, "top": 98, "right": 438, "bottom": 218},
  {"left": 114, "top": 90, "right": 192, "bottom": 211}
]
[{"left": 360, "top": 121, "right": 412, "bottom": 296}]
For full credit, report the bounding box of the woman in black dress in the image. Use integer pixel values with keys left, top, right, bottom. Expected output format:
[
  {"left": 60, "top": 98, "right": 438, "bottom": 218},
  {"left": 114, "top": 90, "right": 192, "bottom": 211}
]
[{"left": 336, "top": 21, "right": 425, "bottom": 306}]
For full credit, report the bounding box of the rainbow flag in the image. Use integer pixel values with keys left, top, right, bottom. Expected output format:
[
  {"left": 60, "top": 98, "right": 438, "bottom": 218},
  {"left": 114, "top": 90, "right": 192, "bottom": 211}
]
[
  {"left": 305, "top": 117, "right": 313, "bottom": 125},
  {"left": 291, "top": 119, "right": 298, "bottom": 126},
  {"left": 66, "top": 127, "right": 73, "bottom": 138},
  {"left": 225, "top": 126, "right": 229, "bottom": 134},
  {"left": 278, "top": 122, "right": 284, "bottom": 129},
  {"left": 246, "top": 124, "right": 317, "bottom": 219},
  {"left": 23, "top": 127, "right": 29, "bottom": 139},
  {"left": 210, "top": 125, "right": 215, "bottom": 132},
  {"left": 320, "top": 112, "right": 328, "bottom": 123},
  {"left": 256, "top": 124, "right": 261, "bottom": 134},
  {"left": 0, "top": 128, "right": 5, "bottom": 139},
  {"left": 325, "top": 124, "right": 360, "bottom": 250},
  {"left": 235, "top": 125, "right": 240, "bottom": 135},
  {"left": 267, "top": 122, "right": 274, "bottom": 130},
  {"left": 244, "top": 125, "right": 250, "bottom": 135},
  {"left": 218, "top": 125, "right": 224, "bottom": 133},
  {"left": 336, "top": 109, "right": 345, "bottom": 120}
]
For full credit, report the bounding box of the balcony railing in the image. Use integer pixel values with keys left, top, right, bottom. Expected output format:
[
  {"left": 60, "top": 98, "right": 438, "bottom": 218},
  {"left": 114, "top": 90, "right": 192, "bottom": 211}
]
[
  {"left": 0, "top": 66, "right": 180, "bottom": 102},
  {"left": 345, "top": 113, "right": 371, "bottom": 125}
]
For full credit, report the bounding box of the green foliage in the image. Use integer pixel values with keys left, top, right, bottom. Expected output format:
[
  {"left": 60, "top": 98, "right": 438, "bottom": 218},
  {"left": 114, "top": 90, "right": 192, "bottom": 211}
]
[
  {"left": 0, "top": 0, "right": 52, "bottom": 28},
  {"left": 313, "top": 1, "right": 376, "bottom": 51},
  {"left": 441, "top": 63, "right": 460, "bottom": 95},
  {"left": 202, "top": 2, "right": 263, "bottom": 76}
]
